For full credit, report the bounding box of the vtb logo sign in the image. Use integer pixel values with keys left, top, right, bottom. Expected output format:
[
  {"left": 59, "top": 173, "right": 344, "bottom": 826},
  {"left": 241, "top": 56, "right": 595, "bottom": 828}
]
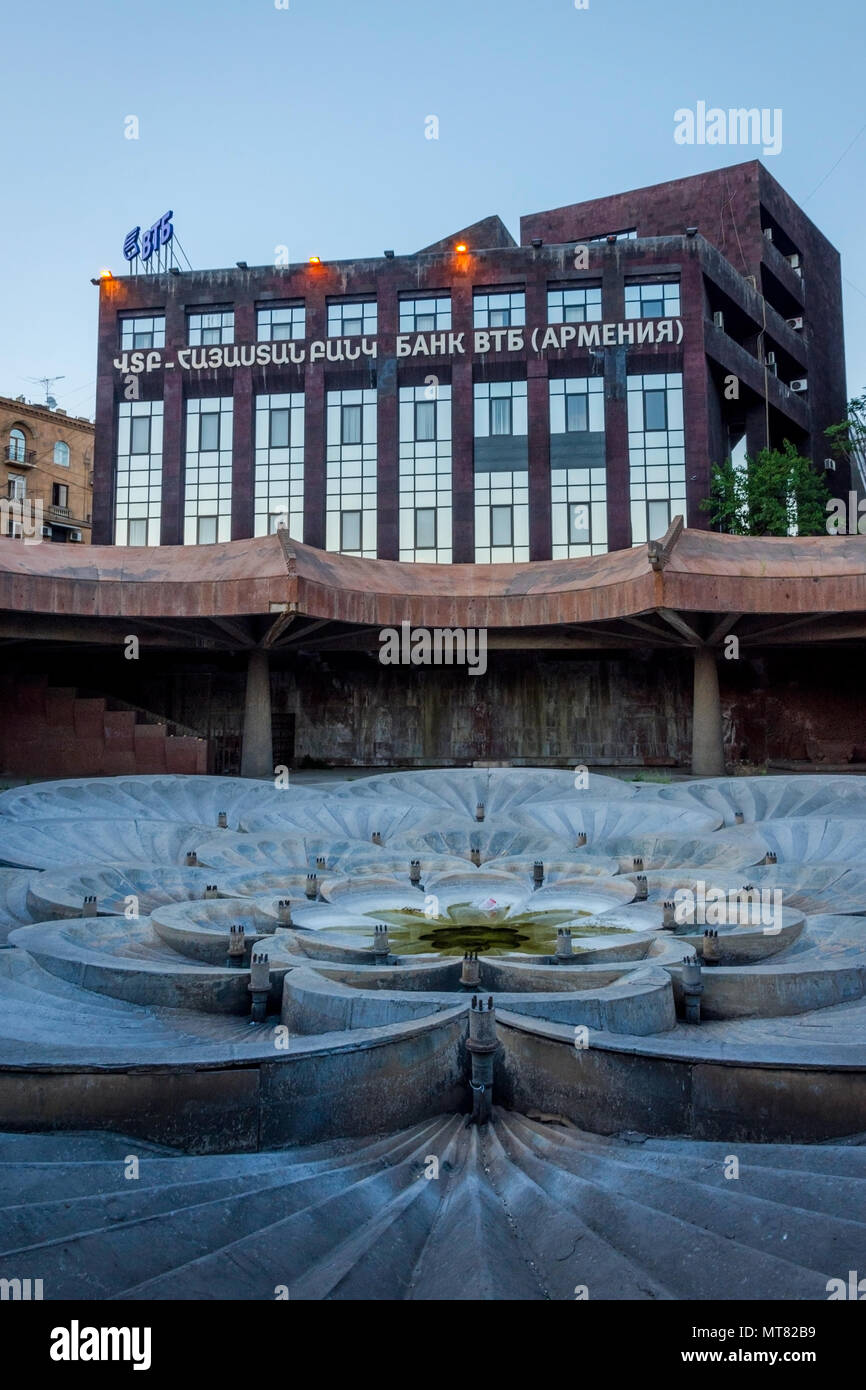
[{"left": 123, "top": 210, "right": 173, "bottom": 263}]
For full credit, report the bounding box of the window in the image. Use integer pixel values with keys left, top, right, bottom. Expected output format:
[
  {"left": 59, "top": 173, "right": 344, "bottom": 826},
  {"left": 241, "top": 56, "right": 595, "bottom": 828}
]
[
  {"left": 255, "top": 392, "right": 305, "bottom": 541},
  {"left": 490, "top": 397, "right": 512, "bottom": 436},
  {"left": 8, "top": 429, "right": 26, "bottom": 463},
  {"left": 269, "top": 409, "right": 291, "bottom": 449},
  {"left": 130, "top": 416, "right": 151, "bottom": 454},
  {"left": 7, "top": 475, "right": 25, "bottom": 501},
  {"left": 568, "top": 503, "right": 590, "bottom": 544},
  {"left": 328, "top": 300, "right": 377, "bottom": 338},
  {"left": 53, "top": 441, "right": 70, "bottom": 466},
  {"left": 589, "top": 228, "right": 637, "bottom": 242},
  {"left": 647, "top": 500, "right": 671, "bottom": 537},
  {"left": 52, "top": 483, "right": 68, "bottom": 508},
  {"left": 414, "top": 401, "right": 436, "bottom": 441},
  {"left": 474, "top": 381, "right": 527, "bottom": 438},
  {"left": 549, "top": 378, "right": 607, "bottom": 557},
  {"left": 625, "top": 281, "right": 681, "bottom": 319},
  {"left": 474, "top": 471, "right": 529, "bottom": 563},
  {"left": 566, "top": 395, "right": 589, "bottom": 433},
  {"left": 399, "top": 384, "right": 452, "bottom": 563},
  {"left": 341, "top": 404, "right": 362, "bottom": 445},
  {"left": 120, "top": 315, "right": 165, "bottom": 351},
  {"left": 628, "top": 373, "right": 685, "bottom": 545},
  {"left": 491, "top": 505, "right": 513, "bottom": 547},
  {"left": 644, "top": 390, "right": 668, "bottom": 432},
  {"left": 188, "top": 310, "right": 234, "bottom": 345},
  {"left": 184, "top": 398, "right": 233, "bottom": 545},
  {"left": 115, "top": 400, "right": 163, "bottom": 547},
  {"left": 326, "top": 388, "right": 377, "bottom": 556},
  {"left": 547, "top": 286, "right": 602, "bottom": 324},
  {"left": 414, "top": 508, "right": 437, "bottom": 550},
  {"left": 399, "top": 296, "right": 451, "bottom": 333},
  {"left": 474, "top": 290, "right": 525, "bottom": 329},
  {"left": 257, "top": 303, "right": 305, "bottom": 341},
  {"left": 199, "top": 412, "right": 221, "bottom": 452},
  {"left": 340, "top": 510, "right": 362, "bottom": 551}
]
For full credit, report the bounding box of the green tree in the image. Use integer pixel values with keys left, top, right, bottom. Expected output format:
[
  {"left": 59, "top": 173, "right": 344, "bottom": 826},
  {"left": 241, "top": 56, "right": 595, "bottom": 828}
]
[
  {"left": 825, "top": 390, "right": 866, "bottom": 488},
  {"left": 701, "top": 442, "right": 830, "bottom": 536}
]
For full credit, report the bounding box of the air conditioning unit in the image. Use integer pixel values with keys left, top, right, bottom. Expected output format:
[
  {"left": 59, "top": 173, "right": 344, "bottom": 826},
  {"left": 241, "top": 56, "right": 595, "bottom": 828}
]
[
  {"left": 713, "top": 310, "right": 725, "bottom": 329},
  {"left": 786, "top": 316, "right": 804, "bottom": 331},
  {"left": 68, "top": 530, "right": 83, "bottom": 542},
  {"left": 763, "top": 227, "right": 774, "bottom": 242},
  {"left": 786, "top": 253, "right": 801, "bottom": 269},
  {"left": 41, "top": 526, "right": 52, "bottom": 537},
  {"left": 790, "top": 378, "right": 808, "bottom": 393}
]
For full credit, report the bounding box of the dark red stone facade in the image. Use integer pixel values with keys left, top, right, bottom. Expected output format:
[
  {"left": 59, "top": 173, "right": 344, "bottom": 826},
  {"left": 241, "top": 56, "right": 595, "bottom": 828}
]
[{"left": 93, "top": 161, "right": 846, "bottom": 553}]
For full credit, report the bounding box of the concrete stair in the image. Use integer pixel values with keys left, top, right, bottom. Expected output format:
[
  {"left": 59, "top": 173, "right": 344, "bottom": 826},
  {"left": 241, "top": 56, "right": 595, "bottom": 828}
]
[
  {"left": 0, "top": 1110, "right": 863, "bottom": 1301},
  {"left": 0, "top": 676, "right": 207, "bottom": 778}
]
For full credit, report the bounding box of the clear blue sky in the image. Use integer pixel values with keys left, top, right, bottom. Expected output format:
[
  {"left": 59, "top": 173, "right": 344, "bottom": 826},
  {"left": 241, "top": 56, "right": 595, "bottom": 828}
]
[{"left": 2, "top": 0, "right": 864, "bottom": 421}]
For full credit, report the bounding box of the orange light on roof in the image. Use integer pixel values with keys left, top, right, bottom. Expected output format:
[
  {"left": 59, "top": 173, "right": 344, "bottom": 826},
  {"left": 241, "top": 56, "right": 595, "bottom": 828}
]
[
  {"left": 99, "top": 269, "right": 113, "bottom": 279},
  {"left": 455, "top": 243, "right": 468, "bottom": 253},
  {"left": 309, "top": 255, "right": 321, "bottom": 265}
]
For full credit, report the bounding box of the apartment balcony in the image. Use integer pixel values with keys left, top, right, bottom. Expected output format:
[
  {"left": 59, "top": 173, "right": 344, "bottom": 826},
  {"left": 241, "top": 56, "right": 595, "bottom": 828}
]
[
  {"left": 47, "top": 505, "right": 71, "bottom": 521},
  {"left": 5, "top": 445, "right": 35, "bottom": 466}
]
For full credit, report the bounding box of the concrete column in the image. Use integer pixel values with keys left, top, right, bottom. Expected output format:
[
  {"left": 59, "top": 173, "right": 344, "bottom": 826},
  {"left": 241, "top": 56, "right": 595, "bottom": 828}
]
[
  {"left": 241, "top": 649, "right": 273, "bottom": 779},
  {"left": 691, "top": 647, "right": 725, "bottom": 776}
]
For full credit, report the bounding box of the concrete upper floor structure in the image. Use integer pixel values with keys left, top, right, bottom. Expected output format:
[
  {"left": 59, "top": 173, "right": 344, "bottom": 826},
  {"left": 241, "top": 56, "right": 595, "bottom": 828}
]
[{"left": 93, "top": 162, "right": 846, "bottom": 562}]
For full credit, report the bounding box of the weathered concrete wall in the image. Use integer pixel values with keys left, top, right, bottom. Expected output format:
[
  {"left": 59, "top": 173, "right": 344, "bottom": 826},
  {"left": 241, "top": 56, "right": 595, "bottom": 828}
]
[
  {"left": 0, "top": 1009, "right": 469, "bottom": 1153},
  {"left": 4, "top": 645, "right": 866, "bottom": 771},
  {"left": 287, "top": 652, "right": 692, "bottom": 766},
  {"left": 495, "top": 1012, "right": 866, "bottom": 1142},
  {"left": 669, "top": 962, "right": 866, "bottom": 1021}
]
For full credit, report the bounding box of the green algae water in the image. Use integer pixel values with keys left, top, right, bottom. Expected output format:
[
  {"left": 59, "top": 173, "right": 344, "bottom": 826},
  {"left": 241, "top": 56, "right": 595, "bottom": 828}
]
[{"left": 320, "top": 902, "right": 632, "bottom": 956}]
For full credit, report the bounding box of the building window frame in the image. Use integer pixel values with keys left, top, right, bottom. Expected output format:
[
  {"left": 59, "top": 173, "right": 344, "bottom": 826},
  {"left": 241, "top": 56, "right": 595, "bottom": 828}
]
[
  {"left": 547, "top": 285, "right": 603, "bottom": 324},
  {"left": 8, "top": 428, "right": 26, "bottom": 463},
  {"left": 188, "top": 309, "right": 235, "bottom": 346},
  {"left": 120, "top": 314, "right": 166, "bottom": 351},
  {"left": 327, "top": 299, "right": 377, "bottom": 338},
  {"left": 255, "top": 392, "right": 305, "bottom": 541},
  {"left": 183, "top": 397, "right": 233, "bottom": 545},
  {"left": 414, "top": 506, "right": 437, "bottom": 550},
  {"left": 473, "top": 289, "right": 526, "bottom": 329},
  {"left": 340, "top": 509, "right": 362, "bottom": 552},
  {"left": 257, "top": 302, "right": 306, "bottom": 341},
  {"left": 624, "top": 280, "right": 681, "bottom": 320},
  {"left": 399, "top": 295, "right": 452, "bottom": 333}
]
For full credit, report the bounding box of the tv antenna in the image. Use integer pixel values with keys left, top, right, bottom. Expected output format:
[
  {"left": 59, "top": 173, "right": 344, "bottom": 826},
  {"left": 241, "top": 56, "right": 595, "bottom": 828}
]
[{"left": 27, "top": 375, "right": 66, "bottom": 409}]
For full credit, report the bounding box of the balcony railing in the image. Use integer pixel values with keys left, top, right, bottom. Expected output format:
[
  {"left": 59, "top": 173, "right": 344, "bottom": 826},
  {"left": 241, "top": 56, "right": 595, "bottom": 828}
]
[
  {"left": 48, "top": 505, "right": 71, "bottom": 520},
  {"left": 5, "top": 445, "right": 35, "bottom": 466}
]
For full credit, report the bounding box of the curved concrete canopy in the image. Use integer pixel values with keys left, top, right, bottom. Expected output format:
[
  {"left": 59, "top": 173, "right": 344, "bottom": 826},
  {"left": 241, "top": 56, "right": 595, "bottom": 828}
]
[{"left": 2, "top": 523, "right": 866, "bottom": 644}]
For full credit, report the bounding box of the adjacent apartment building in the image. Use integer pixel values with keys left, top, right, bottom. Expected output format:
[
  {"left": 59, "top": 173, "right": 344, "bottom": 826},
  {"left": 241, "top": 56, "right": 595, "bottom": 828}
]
[
  {"left": 92, "top": 160, "right": 846, "bottom": 558},
  {"left": 2, "top": 396, "right": 94, "bottom": 543}
]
